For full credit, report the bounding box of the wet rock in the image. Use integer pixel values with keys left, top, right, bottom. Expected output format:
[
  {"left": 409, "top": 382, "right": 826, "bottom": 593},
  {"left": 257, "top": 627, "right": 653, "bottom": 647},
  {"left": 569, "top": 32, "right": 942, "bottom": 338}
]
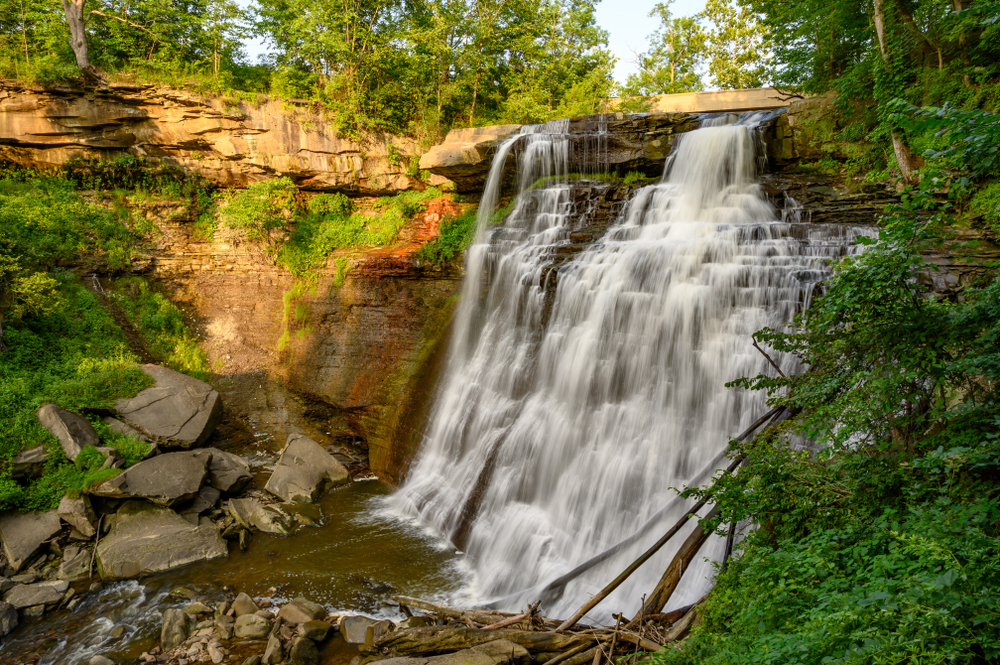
[
  {"left": 204, "top": 448, "right": 253, "bottom": 494},
  {"left": 162, "top": 607, "right": 193, "bottom": 651},
  {"left": 180, "top": 485, "right": 222, "bottom": 524},
  {"left": 364, "top": 619, "right": 395, "bottom": 648},
  {"left": 0, "top": 601, "right": 17, "bottom": 637},
  {"left": 183, "top": 601, "right": 213, "bottom": 615},
  {"left": 10, "top": 446, "right": 49, "bottom": 480},
  {"left": 4, "top": 580, "right": 69, "bottom": 608},
  {"left": 339, "top": 615, "right": 377, "bottom": 644},
  {"left": 114, "top": 365, "right": 223, "bottom": 448},
  {"left": 243, "top": 657, "right": 262, "bottom": 665},
  {"left": 89, "top": 656, "right": 116, "bottom": 665},
  {"left": 109, "top": 624, "right": 126, "bottom": 638},
  {"left": 264, "top": 434, "right": 350, "bottom": 503},
  {"left": 96, "top": 501, "right": 227, "bottom": 580},
  {"left": 58, "top": 495, "right": 97, "bottom": 537},
  {"left": 226, "top": 498, "right": 259, "bottom": 528},
  {"left": 249, "top": 503, "right": 299, "bottom": 535},
  {"left": 232, "top": 592, "right": 259, "bottom": 617},
  {"left": 298, "top": 620, "right": 330, "bottom": 642},
  {"left": 289, "top": 636, "right": 319, "bottom": 665},
  {"left": 91, "top": 450, "right": 212, "bottom": 507},
  {"left": 0, "top": 578, "right": 12, "bottom": 595},
  {"left": 207, "top": 642, "right": 225, "bottom": 663},
  {"left": 37, "top": 404, "right": 100, "bottom": 461},
  {"left": 0, "top": 510, "right": 61, "bottom": 572},
  {"left": 57, "top": 545, "right": 92, "bottom": 581},
  {"left": 215, "top": 613, "right": 235, "bottom": 639},
  {"left": 22, "top": 603, "right": 46, "bottom": 617},
  {"left": 235, "top": 613, "right": 272, "bottom": 639},
  {"left": 278, "top": 597, "right": 326, "bottom": 625},
  {"left": 263, "top": 633, "right": 283, "bottom": 664}
]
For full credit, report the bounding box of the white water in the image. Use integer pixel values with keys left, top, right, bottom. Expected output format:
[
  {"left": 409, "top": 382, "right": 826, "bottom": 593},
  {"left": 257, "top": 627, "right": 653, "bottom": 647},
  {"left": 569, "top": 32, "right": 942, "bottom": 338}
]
[{"left": 393, "top": 113, "right": 869, "bottom": 624}]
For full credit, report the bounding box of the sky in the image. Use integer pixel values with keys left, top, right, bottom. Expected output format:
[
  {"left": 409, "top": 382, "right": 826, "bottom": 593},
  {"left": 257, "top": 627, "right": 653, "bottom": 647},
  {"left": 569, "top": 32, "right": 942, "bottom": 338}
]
[
  {"left": 595, "top": 0, "right": 706, "bottom": 83},
  {"left": 239, "top": 0, "right": 708, "bottom": 86}
]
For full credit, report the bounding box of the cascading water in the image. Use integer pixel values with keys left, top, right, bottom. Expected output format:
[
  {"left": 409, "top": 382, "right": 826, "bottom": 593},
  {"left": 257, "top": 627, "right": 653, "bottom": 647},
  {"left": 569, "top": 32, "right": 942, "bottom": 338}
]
[{"left": 392, "top": 112, "right": 870, "bottom": 623}]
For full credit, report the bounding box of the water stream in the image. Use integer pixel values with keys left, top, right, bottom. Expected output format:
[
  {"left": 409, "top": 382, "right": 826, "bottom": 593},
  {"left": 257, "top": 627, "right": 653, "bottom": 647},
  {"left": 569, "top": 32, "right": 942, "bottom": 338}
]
[{"left": 392, "top": 112, "right": 870, "bottom": 623}]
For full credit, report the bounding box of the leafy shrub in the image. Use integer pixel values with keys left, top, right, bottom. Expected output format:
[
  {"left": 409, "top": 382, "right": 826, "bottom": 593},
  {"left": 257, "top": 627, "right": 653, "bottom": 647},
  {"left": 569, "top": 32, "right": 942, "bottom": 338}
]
[
  {"left": 218, "top": 177, "right": 296, "bottom": 243},
  {"left": 417, "top": 208, "right": 478, "bottom": 265},
  {"left": 970, "top": 180, "right": 1000, "bottom": 236},
  {"left": 308, "top": 192, "right": 354, "bottom": 216}
]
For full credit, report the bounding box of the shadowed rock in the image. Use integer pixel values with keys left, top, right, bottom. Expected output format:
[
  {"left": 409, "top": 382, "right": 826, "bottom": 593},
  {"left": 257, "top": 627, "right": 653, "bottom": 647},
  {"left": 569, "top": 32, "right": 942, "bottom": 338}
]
[
  {"left": 0, "top": 510, "right": 61, "bottom": 572},
  {"left": 96, "top": 501, "right": 227, "bottom": 580},
  {"left": 3, "top": 580, "right": 69, "bottom": 608},
  {"left": 37, "top": 404, "right": 100, "bottom": 461},
  {"left": 58, "top": 495, "right": 97, "bottom": 537},
  {"left": 114, "top": 365, "right": 223, "bottom": 449},
  {"left": 10, "top": 446, "right": 49, "bottom": 480},
  {"left": 204, "top": 448, "right": 252, "bottom": 494},
  {"left": 0, "top": 601, "right": 17, "bottom": 638}
]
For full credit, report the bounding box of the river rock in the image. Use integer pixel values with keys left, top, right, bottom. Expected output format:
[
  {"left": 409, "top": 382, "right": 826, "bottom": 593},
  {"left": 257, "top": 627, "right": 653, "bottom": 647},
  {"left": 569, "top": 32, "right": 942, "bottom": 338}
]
[
  {"left": 298, "top": 620, "right": 330, "bottom": 642},
  {"left": 58, "top": 495, "right": 97, "bottom": 537},
  {"left": 289, "top": 636, "right": 319, "bottom": 665},
  {"left": 375, "top": 640, "right": 531, "bottom": 665},
  {"left": 339, "top": 615, "right": 377, "bottom": 644},
  {"left": 234, "top": 613, "right": 271, "bottom": 639},
  {"left": 3, "top": 580, "right": 69, "bottom": 608},
  {"left": 227, "top": 498, "right": 259, "bottom": 528},
  {"left": 232, "top": 592, "right": 259, "bottom": 617},
  {"left": 37, "top": 403, "right": 100, "bottom": 461},
  {"left": 0, "top": 601, "right": 18, "bottom": 637},
  {"left": 179, "top": 485, "right": 221, "bottom": 524},
  {"left": 249, "top": 503, "right": 299, "bottom": 535},
  {"left": 89, "top": 656, "right": 116, "bottom": 665},
  {"left": 114, "top": 365, "right": 223, "bottom": 448},
  {"left": 96, "top": 501, "right": 227, "bottom": 580},
  {"left": 10, "top": 445, "right": 49, "bottom": 479},
  {"left": 265, "top": 434, "right": 350, "bottom": 503},
  {"left": 0, "top": 510, "right": 61, "bottom": 572},
  {"left": 262, "top": 632, "right": 283, "bottom": 664},
  {"left": 204, "top": 448, "right": 253, "bottom": 494},
  {"left": 162, "top": 607, "right": 193, "bottom": 651},
  {"left": 58, "top": 545, "right": 92, "bottom": 581},
  {"left": 278, "top": 597, "right": 326, "bottom": 625},
  {"left": 216, "top": 613, "right": 235, "bottom": 639},
  {"left": 91, "top": 450, "right": 211, "bottom": 507},
  {"left": 243, "top": 657, "right": 262, "bottom": 665}
]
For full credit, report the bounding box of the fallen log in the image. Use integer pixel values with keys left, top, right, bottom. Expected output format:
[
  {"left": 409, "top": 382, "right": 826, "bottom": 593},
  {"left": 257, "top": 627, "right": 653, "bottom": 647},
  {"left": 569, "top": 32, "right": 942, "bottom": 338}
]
[
  {"left": 483, "top": 601, "right": 539, "bottom": 630},
  {"left": 542, "top": 641, "right": 596, "bottom": 665},
  {"left": 662, "top": 599, "right": 704, "bottom": 643},
  {"left": 631, "top": 505, "right": 720, "bottom": 623},
  {"left": 374, "top": 626, "right": 592, "bottom": 656},
  {"left": 392, "top": 596, "right": 511, "bottom": 626}
]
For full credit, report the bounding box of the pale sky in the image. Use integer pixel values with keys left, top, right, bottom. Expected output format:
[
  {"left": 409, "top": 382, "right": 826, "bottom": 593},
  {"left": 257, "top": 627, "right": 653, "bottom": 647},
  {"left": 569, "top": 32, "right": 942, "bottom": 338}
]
[{"left": 240, "top": 0, "right": 708, "bottom": 85}]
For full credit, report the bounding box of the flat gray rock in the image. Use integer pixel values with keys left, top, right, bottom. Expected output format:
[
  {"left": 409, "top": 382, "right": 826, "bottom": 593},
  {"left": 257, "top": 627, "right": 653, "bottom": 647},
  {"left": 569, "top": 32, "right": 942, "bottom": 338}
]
[
  {"left": 37, "top": 404, "right": 100, "bottom": 461},
  {"left": 264, "top": 434, "right": 349, "bottom": 503},
  {"left": 232, "top": 592, "right": 259, "bottom": 617},
  {"left": 115, "top": 365, "right": 223, "bottom": 449},
  {"left": 58, "top": 545, "right": 92, "bottom": 581},
  {"left": 10, "top": 446, "right": 49, "bottom": 480},
  {"left": 3, "top": 580, "right": 69, "bottom": 608},
  {"left": 102, "top": 416, "right": 149, "bottom": 442},
  {"left": 91, "top": 450, "right": 211, "bottom": 507},
  {"left": 234, "top": 613, "right": 271, "bottom": 639},
  {"left": 278, "top": 597, "right": 326, "bottom": 625},
  {"left": 58, "top": 495, "right": 97, "bottom": 537},
  {"left": 96, "top": 501, "right": 227, "bottom": 580},
  {"left": 0, "top": 510, "right": 61, "bottom": 572},
  {"left": 204, "top": 448, "right": 252, "bottom": 494}
]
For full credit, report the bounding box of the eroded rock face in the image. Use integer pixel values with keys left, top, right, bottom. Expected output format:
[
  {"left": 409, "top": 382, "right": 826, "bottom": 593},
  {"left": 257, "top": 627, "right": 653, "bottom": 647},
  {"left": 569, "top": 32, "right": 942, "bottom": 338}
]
[
  {"left": 264, "top": 434, "right": 349, "bottom": 502},
  {"left": 96, "top": 501, "right": 227, "bottom": 579},
  {"left": 115, "top": 365, "right": 223, "bottom": 448},
  {"left": 0, "top": 82, "right": 425, "bottom": 195}
]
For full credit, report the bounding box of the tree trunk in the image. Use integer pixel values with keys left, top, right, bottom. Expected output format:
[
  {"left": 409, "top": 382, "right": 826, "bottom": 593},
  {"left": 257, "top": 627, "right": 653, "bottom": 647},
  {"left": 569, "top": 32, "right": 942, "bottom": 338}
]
[
  {"left": 872, "top": 0, "right": 916, "bottom": 184},
  {"left": 0, "top": 311, "right": 6, "bottom": 352},
  {"left": 60, "top": 0, "right": 104, "bottom": 82}
]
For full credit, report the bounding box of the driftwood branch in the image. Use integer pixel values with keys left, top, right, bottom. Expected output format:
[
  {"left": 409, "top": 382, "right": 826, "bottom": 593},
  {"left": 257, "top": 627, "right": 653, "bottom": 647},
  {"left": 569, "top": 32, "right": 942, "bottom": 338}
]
[
  {"left": 392, "top": 596, "right": 511, "bottom": 626},
  {"left": 484, "top": 601, "right": 539, "bottom": 629}
]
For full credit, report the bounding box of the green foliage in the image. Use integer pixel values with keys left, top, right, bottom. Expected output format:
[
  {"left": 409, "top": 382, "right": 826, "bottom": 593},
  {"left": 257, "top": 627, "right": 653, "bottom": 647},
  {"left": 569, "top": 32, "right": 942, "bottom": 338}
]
[
  {"left": 970, "top": 181, "right": 1000, "bottom": 236},
  {"left": 700, "top": 0, "right": 772, "bottom": 89},
  {"left": 217, "top": 177, "right": 296, "bottom": 243},
  {"left": 417, "top": 208, "right": 478, "bottom": 264},
  {"left": 621, "top": 1, "right": 706, "bottom": 96},
  {"left": 107, "top": 276, "right": 211, "bottom": 379}
]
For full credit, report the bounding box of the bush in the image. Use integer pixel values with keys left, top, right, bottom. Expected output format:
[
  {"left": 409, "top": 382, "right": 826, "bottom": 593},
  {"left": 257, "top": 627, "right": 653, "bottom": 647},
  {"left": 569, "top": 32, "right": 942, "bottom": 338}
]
[
  {"left": 218, "top": 177, "right": 296, "bottom": 243},
  {"left": 417, "top": 208, "right": 478, "bottom": 265}
]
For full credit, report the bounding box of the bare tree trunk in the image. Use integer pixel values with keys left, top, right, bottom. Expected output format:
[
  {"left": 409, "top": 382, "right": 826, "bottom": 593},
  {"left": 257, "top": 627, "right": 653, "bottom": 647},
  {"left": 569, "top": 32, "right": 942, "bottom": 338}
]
[
  {"left": 872, "top": 0, "right": 916, "bottom": 184},
  {"left": 20, "top": 0, "right": 30, "bottom": 65},
  {"left": 60, "top": 0, "right": 104, "bottom": 82}
]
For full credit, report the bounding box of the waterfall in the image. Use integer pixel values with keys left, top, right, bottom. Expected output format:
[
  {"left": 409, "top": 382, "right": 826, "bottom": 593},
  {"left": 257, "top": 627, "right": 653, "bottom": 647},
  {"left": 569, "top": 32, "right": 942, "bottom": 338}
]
[{"left": 392, "top": 113, "right": 868, "bottom": 623}]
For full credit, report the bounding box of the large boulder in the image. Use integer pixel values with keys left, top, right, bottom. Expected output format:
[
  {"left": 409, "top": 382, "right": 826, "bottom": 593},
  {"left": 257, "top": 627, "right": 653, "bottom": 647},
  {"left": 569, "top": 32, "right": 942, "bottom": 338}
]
[
  {"left": 204, "top": 448, "right": 252, "bottom": 494},
  {"left": 264, "top": 434, "right": 349, "bottom": 503},
  {"left": 339, "top": 615, "right": 377, "bottom": 644},
  {"left": 95, "top": 501, "right": 227, "bottom": 580},
  {"left": 10, "top": 446, "right": 49, "bottom": 480},
  {"left": 234, "top": 613, "right": 271, "bottom": 639},
  {"left": 37, "top": 404, "right": 100, "bottom": 461},
  {"left": 3, "top": 580, "right": 69, "bottom": 608},
  {"left": 91, "top": 450, "right": 211, "bottom": 507},
  {"left": 114, "top": 365, "right": 223, "bottom": 448},
  {"left": 278, "top": 597, "right": 326, "bottom": 625},
  {"left": 58, "top": 495, "right": 97, "bottom": 537},
  {"left": 0, "top": 510, "right": 61, "bottom": 572}
]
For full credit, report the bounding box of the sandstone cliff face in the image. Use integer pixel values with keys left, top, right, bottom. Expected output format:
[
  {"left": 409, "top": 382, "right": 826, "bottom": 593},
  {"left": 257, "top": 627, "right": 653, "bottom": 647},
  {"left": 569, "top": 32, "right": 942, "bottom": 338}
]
[{"left": 0, "top": 81, "right": 424, "bottom": 195}]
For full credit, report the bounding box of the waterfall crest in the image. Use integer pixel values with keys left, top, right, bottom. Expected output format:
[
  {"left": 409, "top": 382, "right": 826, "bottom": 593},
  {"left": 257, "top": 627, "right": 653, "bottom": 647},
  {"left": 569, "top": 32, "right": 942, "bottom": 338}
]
[{"left": 392, "top": 113, "right": 868, "bottom": 622}]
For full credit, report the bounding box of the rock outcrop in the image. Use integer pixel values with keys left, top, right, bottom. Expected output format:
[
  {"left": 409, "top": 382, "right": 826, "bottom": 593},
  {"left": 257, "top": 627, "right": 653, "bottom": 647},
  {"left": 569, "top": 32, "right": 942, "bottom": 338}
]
[
  {"left": 419, "top": 113, "right": 700, "bottom": 191},
  {"left": 36, "top": 404, "right": 100, "bottom": 461},
  {"left": 264, "top": 434, "right": 350, "bottom": 502},
  {"left": 95, "top": 501, "right": 227, "bottom": 579},
  {"left": 204, "top": 448, "right": 253, "bottom": 494},
  {"left": 0, "top": 81, "right": 425, "bottom": 195},
  {"left": 114, "top": 365, "right": 223, "bottom": 448},
  {"left": 58, "top": 495, "right": 97, "bottom": 537}
]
